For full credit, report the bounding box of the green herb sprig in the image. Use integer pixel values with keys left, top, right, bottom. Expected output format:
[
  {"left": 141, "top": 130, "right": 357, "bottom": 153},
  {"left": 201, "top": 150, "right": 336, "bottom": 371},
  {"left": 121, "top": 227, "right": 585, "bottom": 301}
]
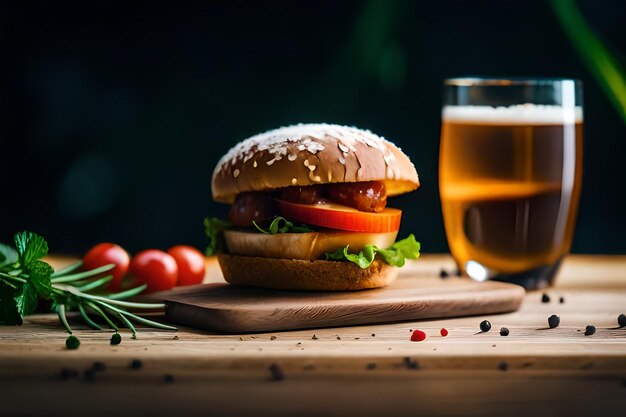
[
  {"left": 325, "top": 234, "right": 421, "bottom": 269},
  {"left": 203, "top": 217, "right": 232, "bottom": 256},
  {"left": 0, "top": 231, "right": 176, "bottom": 339},
  {"left": 253, "top": 216, "right": 313, "bottom": 235}
]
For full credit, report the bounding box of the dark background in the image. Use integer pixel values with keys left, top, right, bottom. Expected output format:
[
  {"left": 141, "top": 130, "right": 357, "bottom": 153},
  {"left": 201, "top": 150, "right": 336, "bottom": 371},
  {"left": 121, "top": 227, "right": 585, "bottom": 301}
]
[{"left": 1, "top": 0, "right": 625, "bottom": 255}]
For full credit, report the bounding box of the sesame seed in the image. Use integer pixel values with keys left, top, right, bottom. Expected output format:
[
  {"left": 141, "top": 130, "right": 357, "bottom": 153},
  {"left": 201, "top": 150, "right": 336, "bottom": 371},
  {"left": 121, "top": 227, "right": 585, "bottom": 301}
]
[
  {"left": 291, "top": 178, "right": 297, "bottom": 185},
  {"left": 304, "top": 159, "right": 310, "bottom": 166},
  {"left": 308, "top": 165, "right": 316, "bottom": 171},
  {"left": 288, "top": 153, "right": 297, "bottom": 161},
  {"left": 339, "top": 157, "right": 346, "bottom": 165},
  {"left": 253, "top": 161, "right": 257, "bottom": 168},
  {"left": 233, "top": 169, "right": 240, "bottom": 178}
]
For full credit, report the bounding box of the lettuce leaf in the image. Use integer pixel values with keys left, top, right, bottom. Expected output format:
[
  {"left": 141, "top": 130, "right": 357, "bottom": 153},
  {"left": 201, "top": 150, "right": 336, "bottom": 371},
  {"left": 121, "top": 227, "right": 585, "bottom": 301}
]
[
  {"left": 203, "top": 217, "right": 232, "bottom": 256},
  {"left": 325, "top": 234, "right": 421, "bottom": 269}
]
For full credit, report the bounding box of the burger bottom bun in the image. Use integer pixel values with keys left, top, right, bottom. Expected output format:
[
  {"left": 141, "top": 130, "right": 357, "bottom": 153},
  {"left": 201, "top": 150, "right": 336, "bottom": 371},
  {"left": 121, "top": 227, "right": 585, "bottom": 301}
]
[{"left": 217, "top": 254, "right": 399, "bottom": 291}]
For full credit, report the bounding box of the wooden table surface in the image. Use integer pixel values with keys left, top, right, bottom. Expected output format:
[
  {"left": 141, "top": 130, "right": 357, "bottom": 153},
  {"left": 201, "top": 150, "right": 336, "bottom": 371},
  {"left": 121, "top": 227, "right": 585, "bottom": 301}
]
[{"left": 1, "top": 254, "right": 625, "bottom": 417}]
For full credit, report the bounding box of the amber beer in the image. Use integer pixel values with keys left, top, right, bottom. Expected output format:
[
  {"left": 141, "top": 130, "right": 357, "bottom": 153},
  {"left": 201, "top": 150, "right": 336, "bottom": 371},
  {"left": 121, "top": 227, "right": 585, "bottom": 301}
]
[{"left": 439, "top": 105, "right": 582, "bottom": 286}]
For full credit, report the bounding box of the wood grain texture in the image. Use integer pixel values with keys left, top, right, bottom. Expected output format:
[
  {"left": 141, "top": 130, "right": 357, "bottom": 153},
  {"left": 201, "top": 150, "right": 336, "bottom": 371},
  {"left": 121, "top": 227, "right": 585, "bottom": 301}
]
[
  {"left": 1, "top": 254, "right": 625, "bottom": 416},
  {"left": 161, "top": 277, "right": 525, "bottom": 332}
]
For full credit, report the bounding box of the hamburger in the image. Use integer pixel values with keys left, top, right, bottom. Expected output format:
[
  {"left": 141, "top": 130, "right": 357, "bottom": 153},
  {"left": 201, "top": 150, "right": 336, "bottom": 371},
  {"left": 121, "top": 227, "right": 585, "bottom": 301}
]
[{"left": 205, "top": 123, "right": 420, "bottom": 291}]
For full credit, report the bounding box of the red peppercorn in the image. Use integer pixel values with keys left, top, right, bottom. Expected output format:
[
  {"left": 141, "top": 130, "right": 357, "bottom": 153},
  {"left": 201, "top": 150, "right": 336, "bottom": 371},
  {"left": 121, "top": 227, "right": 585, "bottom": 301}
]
[
  {"left": 440, "top": 328, "right": 449, "bottom": 337},
  {"left": 410, "top": 330, "right": 427, "bottom": 342}
]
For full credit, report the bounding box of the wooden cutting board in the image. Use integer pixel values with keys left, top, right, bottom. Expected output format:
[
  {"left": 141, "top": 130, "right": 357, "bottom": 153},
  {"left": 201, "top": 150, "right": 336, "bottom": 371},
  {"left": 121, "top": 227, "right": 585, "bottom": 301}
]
[{"left": 160, "top": 276, "right": 525, "bottom": 333}]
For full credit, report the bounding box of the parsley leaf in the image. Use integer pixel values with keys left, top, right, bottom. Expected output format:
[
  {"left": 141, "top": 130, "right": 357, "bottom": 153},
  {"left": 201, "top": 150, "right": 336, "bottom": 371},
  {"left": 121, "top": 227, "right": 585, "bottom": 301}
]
[
  {"left": 0, "top": 243, "right": 18, "bottom": 268},
  {"left": 14, "top": 231, "right": 48, "bottom": 267},
  {"left": 0, "top": 232, "right": 54, "bottom": 322},
  {"left": 0, "top": 283, "right": 22, "bottom": 325},
  {"left": 27, "top": 260, "right": 54, "bottom": 297},
  {"left": 203, "top": 217, "right": 232, "bottom": 256},
  {"left": 324, "top": 234, "right": 421, "bottom": 269},
  {"left": 15, "top": 282, "right": 38, "bottom": 317},
  {"left": 253, "top": 216, "right": 313, "bottom": 235}
]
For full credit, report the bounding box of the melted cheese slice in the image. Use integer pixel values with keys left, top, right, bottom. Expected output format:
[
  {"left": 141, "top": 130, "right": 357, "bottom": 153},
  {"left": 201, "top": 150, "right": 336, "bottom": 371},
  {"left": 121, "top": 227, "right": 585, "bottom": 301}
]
[{"left": 224, "top": 230, "right": 398, "bottom": 260}]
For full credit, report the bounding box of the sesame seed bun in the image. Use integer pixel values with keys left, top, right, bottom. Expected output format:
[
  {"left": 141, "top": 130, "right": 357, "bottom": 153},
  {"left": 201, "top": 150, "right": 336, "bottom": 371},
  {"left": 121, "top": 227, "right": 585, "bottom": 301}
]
[{"left": 212, "top": 124, "right": 419, "bottom": 203}]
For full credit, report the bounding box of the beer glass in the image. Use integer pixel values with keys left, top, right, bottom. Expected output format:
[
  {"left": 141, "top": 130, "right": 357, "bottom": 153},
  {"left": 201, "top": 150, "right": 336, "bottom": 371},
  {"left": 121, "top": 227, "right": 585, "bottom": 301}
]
[{"left": 439, "top": 78, "right": 583, "bottom": 289}]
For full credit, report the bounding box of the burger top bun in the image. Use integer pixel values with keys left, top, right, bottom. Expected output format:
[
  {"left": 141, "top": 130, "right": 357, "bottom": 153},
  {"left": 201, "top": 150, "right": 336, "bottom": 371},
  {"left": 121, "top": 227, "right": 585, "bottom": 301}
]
[{"left": 212, "top": 123, "right": 420, "bottom": 203}]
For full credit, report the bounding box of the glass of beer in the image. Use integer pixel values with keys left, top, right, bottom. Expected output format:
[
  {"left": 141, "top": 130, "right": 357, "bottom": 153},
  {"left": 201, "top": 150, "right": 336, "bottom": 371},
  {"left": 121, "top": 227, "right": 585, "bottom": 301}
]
[{"left": 439, "top": 78, "right": 583, "bottom": 289}]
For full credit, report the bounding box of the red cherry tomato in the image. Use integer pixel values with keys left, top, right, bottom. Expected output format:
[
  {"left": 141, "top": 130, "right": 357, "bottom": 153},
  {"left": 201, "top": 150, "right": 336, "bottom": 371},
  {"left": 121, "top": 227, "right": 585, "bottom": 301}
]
[
  {"left": 129, "top": 250, "right": 178, "bottom": 293},
  {"left": 83, "top": 243, "right": 130, "bottom": 292},
  {"left": 167, "top": 245, "right": 206, "bottom": 286},
  {"left": 276, "top": 200, "right": 402, "bottom": 233}
]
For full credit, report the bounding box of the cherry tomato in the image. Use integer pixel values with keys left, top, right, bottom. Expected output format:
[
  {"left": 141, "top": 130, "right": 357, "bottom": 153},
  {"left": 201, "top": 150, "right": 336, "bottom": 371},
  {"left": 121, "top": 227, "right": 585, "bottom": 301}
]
[
  {"left": 167, "top": 245, "right": 206, "bottom": 286},
  {"left": 129, "top": 250, "right": 178, "bottom": 293},
  {"left": 83, "top": 243, "right": 130, "bottom": 292},
  {"left": 276, "top": 200, "right": 402, "bottom": 233}
]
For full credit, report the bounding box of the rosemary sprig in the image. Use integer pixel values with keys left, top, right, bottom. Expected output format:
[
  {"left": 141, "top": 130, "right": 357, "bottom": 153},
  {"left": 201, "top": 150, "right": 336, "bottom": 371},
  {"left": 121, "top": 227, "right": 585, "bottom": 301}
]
[{"left": 51, "top": 264, "right": 115, "bottom": 284}]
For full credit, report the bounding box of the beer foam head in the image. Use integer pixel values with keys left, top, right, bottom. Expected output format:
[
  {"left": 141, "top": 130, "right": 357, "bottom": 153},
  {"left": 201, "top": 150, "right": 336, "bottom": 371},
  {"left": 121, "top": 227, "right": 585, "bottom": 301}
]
[{"left": 442, "top": 104, "right": 583, "bottom": 125}]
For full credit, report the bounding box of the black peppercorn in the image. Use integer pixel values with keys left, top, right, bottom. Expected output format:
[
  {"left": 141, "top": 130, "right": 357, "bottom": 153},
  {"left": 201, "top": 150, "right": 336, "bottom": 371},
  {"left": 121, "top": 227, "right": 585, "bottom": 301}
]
[
  {"left": 618, "top": 314, "right": 626, "bottom": 327},
  {"left": 498, "top": 361, "right": 509, "bottom": 371},
  {"left": 439, "top": 269, "right": 449, "bottom": 278},
  {"left": 541, "top": 293, "right": 550, "bottom": 303},
  {"left": 130, "top": 359, "right": 143, "bottom": 369},
  {"left": 92, "top": 362, "right": 106, "bottom": 372},
  {"left": 83, "top": 369, "right": 96, "bottom": 381},
  {"left": 403, "top": 357, "right": 419, "bottom": 370},
  {"left": 479, "top": 320, "right": 491, "bottom": 332},
  {"left": 65, "top": 335, "right": 80, "bottom": 350},
  {"left": 559, "top": 296, "right": 565, "bottom": 304},
  {"left": 110, "top": 333, "right": 122, "bottom": 345},
  {"left": 269, "top": 363, "right": 284, "bottom": 381},
  {"left": 548, "top": 315, "right": 560, "bottom": 329},
  {"left": 499, "top": 327, "right": 509, "bottom": 336},
  {"left": 163, "top": 374, "right": 175, "bottom": 383},
  {"left": 61, "top": 368, "right": 79, "bottom": 380},
  {"left": 584, "top": 325, "right": 596, "bottom": 336}
]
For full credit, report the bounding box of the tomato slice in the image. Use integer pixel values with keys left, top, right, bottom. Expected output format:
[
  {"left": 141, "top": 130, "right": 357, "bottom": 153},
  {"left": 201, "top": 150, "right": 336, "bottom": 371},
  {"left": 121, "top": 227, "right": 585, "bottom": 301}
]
[{"left": 276, "top": 200, "right": 402, "bottom": 233}]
